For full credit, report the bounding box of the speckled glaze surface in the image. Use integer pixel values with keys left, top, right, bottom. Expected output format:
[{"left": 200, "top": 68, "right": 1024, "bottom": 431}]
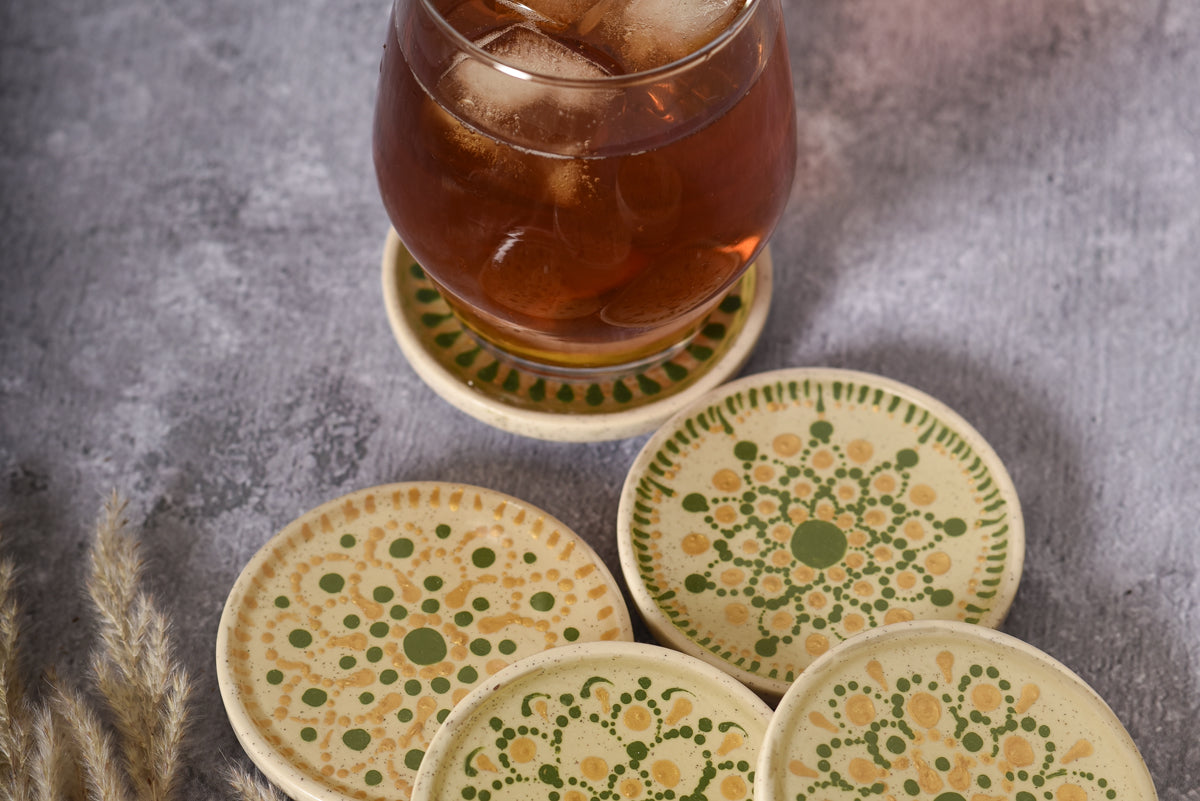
[
  {"left": 757, "top": 621, "right": 1157, "bottom": 801},
  {"left": 618, "top": 368, "right": 1024, "bottom": 697},
  {"left": 381, "top": 229, "right": 773, "bottom": 441},
  {"left": 411, "top": 642, "right": 773, "bottom": 801},
  {"left": 215, "top": 482, "right": 633, "bottom": 801}
]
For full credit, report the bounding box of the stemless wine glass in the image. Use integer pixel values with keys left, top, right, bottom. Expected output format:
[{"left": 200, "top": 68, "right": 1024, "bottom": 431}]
[{"left": 373, "top": 0, "right": 796, "bottom": 378}]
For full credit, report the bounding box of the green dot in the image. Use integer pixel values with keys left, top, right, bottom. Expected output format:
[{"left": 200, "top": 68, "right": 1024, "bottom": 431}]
[
  {"left": 274, "top": 596, "right": 289, "bottom": 609},
  {"left": 404, "top": 627, "right": 448, "bottom": 665},
  {"left": 424, "top": 576, "right": 444, "bottom": 591},
  {"left": 755, "top": 638, "right": 777, "bottom": 657},
  {"left": 288, "top": 629, "right": 313, "bottom": 648},
  {"left": 340, "top": 534, "right": 355, "bottom": 548},
  {"left": 266, "top": 670, "right": 284, "bottom": 685},
  {"left": 339, "top": 656, "right": 357, "bottom": 669},
  {"left": 886, "top": 735, "right": 906, "bottom": 754},
  {"left": 435, "top": 524, "right": 451, "bottom": 539},
  {"left": 627, "top": 741, "right": 649, "bottom": 761},
  {"left": 405, "top": 679, "right": 422, "bottom": 695},
  {"left": 455, "top": 611, "right": 474, "bottom": 627},
  {"left": 530, "top": 592, "right": 555, "bottom": 612},
  {"left": 733, "top": 441, "right": 758, "bottom": 461},
  {"left": 300, "top": 727, "right": 317, "bottom": 742},
  {"left": 301, "top": 688, "right": 327, "bottom": 707},
  {"left": 943, "top": 518, "right": 968, "bottom": 537},
  {"left": 390, "top": 605, "right": 408, "bottom": 620},
  {"left": 431, "top": 677, "right": 451, "bottom": 693},
  {"left": 499, "top": 639, "right": 517, "bottom": 655},
  {"left": 390, "top": 537, "right": 414, "bottom": 558},
  {"left": 790, "top": 519, "right": 848, "bottom": 568},
  {"left": 359, "top": 692, "right": 375, "bottom": 704},
  {"left": 373, "top": 586, "right": 395, "bottom": 603},
  {"left": 931, "top": 589, "right": 955, "bottom": 607},
  {"left": 343, "top": 729, "right": 371, "bottom": 751},
  {"left": 904, "top": 780, "right": 921, "bottom": 796},
  {"left": 318, "top": 573, "right": 345, "bottom": 593},
  {"left": 682, "top": 493, "right": 710, "bottom": 512},
  {"left": 470, "top": 638, "right": 492, "bottom": 656},
  {"left": 398, "top": 708, "right": 414, "bottom": 722},
  {"left": 405, "top": 749, "right": 425, "bottom": 770},
  {"left": 364, "top": 770, "right": 382, "bottom": 786},
  {"left": 422, "top": 599, "right": 440, "bottom": 613},
  {"left": 523, "top": 552, "right": 537, "bottom": 564},
  {"left": 380, "top": 669, "right": 398, "bottom": 684},
  {"left": 962, "top": 732, "right": 984, "bottom": 752},
  {"left": 684, "top": 574, "right": 708, "bottom": 593},
  {"left": 473, "top": 548, "right": 496, "bottom": 568},
  {"left": 370, "top": 621, "right": 390, "bottom": 637},
  {"left": 896, "top": 449, "right": 919, "bottom": 468},
  {"left": 366, "top": 646, "right": 383, "bottom": 662},
  {"left": 810, "top": 420, "right": 833, "bottom": 441},
  {"left": 344, "top": 614, "right": 360, "bottom": 629},
  {"left": 473, "top": 597, "right": 490, "bottom": 611},
  {"left": 564, "top": 627, "right": 580, "bottom": 642},
  {"left": 458, "top": 665, "right": 479, "bottom": 683}
]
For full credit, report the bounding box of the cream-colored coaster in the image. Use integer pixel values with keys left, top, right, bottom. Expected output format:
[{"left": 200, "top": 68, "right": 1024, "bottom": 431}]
[
  {"left": 618, "top": 368, "right": 1024, "bottom": 697},
  {"left": 216, "top": 482, "right": 633, "bottom": 801},
  {"left": 757, "top": 621, "right": 1157, "bottom": 801},
  {"left": 380, "top": 229, "right": 772, "bottom": 442},
  {"left": 411, "top": 642, "right": 773, "bottom": 801}
]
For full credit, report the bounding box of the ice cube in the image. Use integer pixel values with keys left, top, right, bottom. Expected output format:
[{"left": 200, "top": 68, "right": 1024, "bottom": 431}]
[
  {"left": 603, "top": 0, "right": 744, "bottom": 72},
  {"left": 438, "top": 25, "right": 614, "bottom": 153},
  {"left": 497, "top": 0, "right": 599, "bottom": 27}
]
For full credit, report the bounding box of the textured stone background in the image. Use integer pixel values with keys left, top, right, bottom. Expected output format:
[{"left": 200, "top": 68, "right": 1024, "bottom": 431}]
[{"left": 1, "top": 0, "right": 1197, "bottom": 797}]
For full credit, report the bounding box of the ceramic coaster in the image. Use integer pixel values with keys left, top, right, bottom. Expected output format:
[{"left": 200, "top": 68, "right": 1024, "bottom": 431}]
[
  {"left": 380, "top": 229, "right": 772, "bottom": 442},
  {"left": 216, "top": 482, "right": 634, "bottom": 801},
  {"left": 618, "top": 367, "right": 1024, "bottom": 698},
  {"left": 411, "top": 642, "right": 773, "bottom": 801},
  {"left": 757, "top": 620, "right": 1158, "bottom": 801}
]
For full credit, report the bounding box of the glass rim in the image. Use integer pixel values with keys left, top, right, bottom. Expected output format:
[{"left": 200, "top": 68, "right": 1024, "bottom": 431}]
[{"left": 412, "top": 0, "right": 764, "bottom": 87}]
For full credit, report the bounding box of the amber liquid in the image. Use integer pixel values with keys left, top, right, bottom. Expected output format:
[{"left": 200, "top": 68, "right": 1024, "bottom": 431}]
[{"left": 374, "top": 0, "right": 796, "bottom": 369}]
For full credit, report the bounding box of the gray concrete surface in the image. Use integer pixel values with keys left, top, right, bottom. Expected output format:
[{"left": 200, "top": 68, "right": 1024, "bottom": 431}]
[{"left": 2, "top": 0, "right": 1197, "bottom": 797}]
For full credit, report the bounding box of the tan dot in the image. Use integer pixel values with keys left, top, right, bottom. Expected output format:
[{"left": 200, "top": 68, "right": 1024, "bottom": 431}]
[
  {"left": 837, "top": 484, "right": 856, "bottom": 500},
  {"left": 651, "top": 760, "right": 680, "bottom": 788},
  {"left": 904, "top": 520, "right": 926, "bottom": 540},
  {"left": 806, "top": 591, "right": 827, "bottom": 609},
  {"left": 873, "top": 546, "right": 894, "bottom": 562},
  {"left": 761, "top": 575, "right": 783, "bottom": 593},
  {"left": 771, "top": 549, "right": 792, "bottom": 567},
  {"left": 753, "top": 465, "right": 775, "bottom": 483},
  {"left": 792, "top": 483, "right": 813, "bottom": 499},
  {"left": 715, "top": 506, "right": 737, "bottom": 524},
  {"left": 827, "top": 567, "right": 847, "bottom": 582},
  {"left": 510, "top": 737, "right": 537, "bottom": 763},
  {"left": 910, "top": 484, "right": 937, "bottom": 506},
  {"left": 812, "top": 450, "right": 834, "bottom": 469},
  {"left": 845, "top": 694, "right": 876, "bottom": 726},
  {"left": 756, "top": 500, "right": 776, "bottom": 516},
  {"left": 720, "top": 775, "right": 747, "bottom": 800},
  {"left": 806, "top": 634, "right": 829, "bottom": 657},
  {"left": 971, "top": 684, "right": 1002, "bottom": 711},
  {"left": 771, "top": 525, "right": 791, "bottom": 543},
  {"left": 740, "top": 539, "right": 760, "bottom": 555},
  {"left": 619, "top": 778, "right": 642, "bottom": 799},
  {"left": 565, "top": 792, "right": 587, "bottom": 801},
  {"left": 848, "top": 757, "right": 879, "bottom": 783},
  {"left": 837, "top": 513, "right": 855, "bottom": 529},
  {"left": 884, "top": 608, "right": 914, "bottom": 625},
  {"left": 843, "top": 613, "right": 865, "bottom": 632},
  {"left": 713, "top": 469, "right": 741, "bottom": 492},
  {"left": 681, "top": 533, "right": 710, "bottom": 555},
  {"left": 848, "top": 530, "right": 868, "bottom": 546},
  {"left": 1004, "top": 735, "right": 1035, "bottom": 767},
  {"left": 845, "top": 552, "right": 866, "bottom": 569},
  {"left": 581, "top": 756, "right": 608, "bottom": 781},
  {"left": 864, "top": 509, "right": 888, "bottom": 527},
  {"left": 925, "top": 552, "right": 952, "bottom": 575},
  {"left": 853, "top": 581, "right": 874, "bottom": 597},
  {"left": 874, "top": 475, "right": 896, "bottom": 493},
  {"left": 773, "top": 433, "right": 802, "bottom": 457},
  {"left": 771, "top": 611, "right": 794, "bottom": 631},
  {"left": 1056, "top": 785, "right": 1087, "bottom": 801},
  {"left": 725, "top": 603, "right": 750, "bottom": 625},
  {"left": 720, "top": 568, "right": 744, "bottom": 586},
  {"left": 846, "top": 439, "right": 874, "bottom": 464},
  {"left": 816, "top": 504, "right": 835, "bottom": 521},
  {"left": 896, "top": 571, "right": 917, "bottom": 589},
  {"left": 792, "top": 565, "right": 815, "bottom": 583},
  {"left": 624, "top": 705, "right": 652, "bottom": 731},
  {"left": 908, "top": 692, "right": 941, "bottom": 728}
]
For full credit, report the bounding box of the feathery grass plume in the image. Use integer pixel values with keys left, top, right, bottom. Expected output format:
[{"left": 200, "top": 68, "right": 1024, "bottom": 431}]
[
  {"left": 1, "top": 549, "right": 37, "bottom": 801},
  {"left": 49, "top": 677, "right": 133, "bottom": 801},
  {"left": 30, "top": 698, "right": 84, "bottom": 801},
  {"left": 226, "top": 765, "right": 288, "bottom": 801},
  {"left": 87, "top": 492, "right": 193, "bottom": 801}
]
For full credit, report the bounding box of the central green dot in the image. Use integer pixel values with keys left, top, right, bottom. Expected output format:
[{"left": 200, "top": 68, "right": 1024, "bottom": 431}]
[
  {"left": 404, "top": 627, "right": 448, "bottom": 665},
  {"left": 530, "top": 592, "right": 555, "bottom": 612},
  {"left": 790, "top": 519, "right": 848, "bottom": 569},
  {"left": 318, "top": 573, "right": 345, "bottom": 593}
]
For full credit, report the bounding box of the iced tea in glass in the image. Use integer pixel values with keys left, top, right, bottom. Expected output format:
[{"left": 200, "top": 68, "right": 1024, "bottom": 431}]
[{"left": 374, "top": 0, "right": 796, "bottom": 374}]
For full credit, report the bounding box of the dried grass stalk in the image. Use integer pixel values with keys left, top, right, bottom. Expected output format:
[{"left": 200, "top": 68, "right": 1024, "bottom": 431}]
[
  {"left": 1, "top": 551, "right": 36, "bottom": 801},
  {"left": 226, "top": 765, "right": 288, "bottom": 801},
  {"left": 49, "top": 677, "right": 133, "bottom": 801}
]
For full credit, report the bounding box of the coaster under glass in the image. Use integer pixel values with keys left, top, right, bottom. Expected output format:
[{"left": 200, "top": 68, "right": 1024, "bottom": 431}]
[{"left": 380, "top": 229, "right": 773, "bottom": 442}]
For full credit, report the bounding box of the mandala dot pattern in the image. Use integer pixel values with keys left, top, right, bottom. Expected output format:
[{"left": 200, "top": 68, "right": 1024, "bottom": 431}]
[
  {"left": 619, "top": 369, "right": 1024, "bottom": 697},
  {"left": 218, "top": 483, "right": 633, "bottom": 801}
]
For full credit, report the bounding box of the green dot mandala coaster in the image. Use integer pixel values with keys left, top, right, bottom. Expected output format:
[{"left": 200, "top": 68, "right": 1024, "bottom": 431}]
[
  {"left": 216, "top": 482, "right": 633, "bottom": 801},
  {"left": 381, "top": 229, "right": 772, "bottom": 442},
  {"left": 756, "top": 621, "right": 1157, "bottom": 801},
  {"left": 410, "top": 642, "right": 773, "bottom": 801},
  {"left": 617, "top": 368, "right": 1024, "bottom": 698}
]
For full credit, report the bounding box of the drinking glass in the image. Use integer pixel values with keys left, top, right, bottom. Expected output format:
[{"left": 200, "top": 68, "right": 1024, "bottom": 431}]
[{"left": 373, "top": 0, "right": 796, "bottom": 377}]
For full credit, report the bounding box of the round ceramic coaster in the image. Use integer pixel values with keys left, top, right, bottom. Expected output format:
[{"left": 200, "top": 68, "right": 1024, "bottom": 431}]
[
  {"left": 757, "top": 620, "right": 1158, "bottom": 801},
  {"left": 216, "top": 482, "right": 634, "bottom": 801},
  {"left": 380, "top": 229, "right": 772, "bottom": 442},
  {"left": 411, "top": 642, "right": 773, "bottom": 801},
  {"left": 618, "top": 367, "right": 1024, "bottom": 698}
]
